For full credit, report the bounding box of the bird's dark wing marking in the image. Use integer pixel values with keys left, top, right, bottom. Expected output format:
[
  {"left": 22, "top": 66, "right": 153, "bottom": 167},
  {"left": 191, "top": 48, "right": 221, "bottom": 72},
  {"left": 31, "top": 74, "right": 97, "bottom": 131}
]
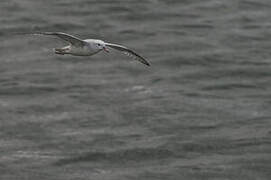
[{"left": 105, "top": 43, "right": 150, "bottom": 66}]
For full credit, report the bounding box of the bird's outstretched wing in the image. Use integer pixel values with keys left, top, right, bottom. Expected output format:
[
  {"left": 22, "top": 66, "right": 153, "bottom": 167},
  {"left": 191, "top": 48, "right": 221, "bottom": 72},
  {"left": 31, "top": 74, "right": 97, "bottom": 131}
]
[
  {"left": 105, "top": 43, "right": 150, "bottom": 66},
  {"left": 30, "top": 32, "right": 86, "bottom": 46}
]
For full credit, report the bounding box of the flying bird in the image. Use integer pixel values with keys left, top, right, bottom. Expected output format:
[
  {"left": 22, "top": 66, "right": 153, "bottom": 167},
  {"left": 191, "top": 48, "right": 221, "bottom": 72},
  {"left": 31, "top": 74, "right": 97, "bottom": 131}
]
[{"left": 29, "top": 32, "right": 150, "bottom": 66}]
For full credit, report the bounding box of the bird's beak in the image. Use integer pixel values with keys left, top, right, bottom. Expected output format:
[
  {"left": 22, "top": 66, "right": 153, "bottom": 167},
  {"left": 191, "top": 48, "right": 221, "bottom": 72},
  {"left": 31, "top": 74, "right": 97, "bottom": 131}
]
[{"left": 103, "top": 47, "right": 109, "bottom": 53}]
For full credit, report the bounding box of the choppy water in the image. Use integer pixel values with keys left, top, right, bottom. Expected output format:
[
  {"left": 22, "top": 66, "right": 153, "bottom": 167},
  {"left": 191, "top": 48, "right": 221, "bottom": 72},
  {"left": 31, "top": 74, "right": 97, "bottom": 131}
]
[{"left": 0, "top": 0, "right": 271, "bottom": 179}]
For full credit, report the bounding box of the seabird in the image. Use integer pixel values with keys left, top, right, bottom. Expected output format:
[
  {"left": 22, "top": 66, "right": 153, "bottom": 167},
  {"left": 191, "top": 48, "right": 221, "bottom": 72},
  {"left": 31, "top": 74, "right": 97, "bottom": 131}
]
[{"left": 29, "top": 32, "right": 150, "bottom": 66}]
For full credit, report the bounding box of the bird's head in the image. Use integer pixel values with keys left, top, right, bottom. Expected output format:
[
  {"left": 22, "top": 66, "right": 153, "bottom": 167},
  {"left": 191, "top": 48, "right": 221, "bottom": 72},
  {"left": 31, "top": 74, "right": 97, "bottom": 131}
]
[{"left": 94, "top": 40, "right": 109, "bottom": 53}]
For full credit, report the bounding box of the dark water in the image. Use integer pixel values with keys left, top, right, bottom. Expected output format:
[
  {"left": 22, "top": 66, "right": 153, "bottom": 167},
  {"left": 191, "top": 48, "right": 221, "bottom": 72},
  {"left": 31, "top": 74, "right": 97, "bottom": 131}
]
[{"left": 0, "top": 0, "right": 271, "bottom": 179}]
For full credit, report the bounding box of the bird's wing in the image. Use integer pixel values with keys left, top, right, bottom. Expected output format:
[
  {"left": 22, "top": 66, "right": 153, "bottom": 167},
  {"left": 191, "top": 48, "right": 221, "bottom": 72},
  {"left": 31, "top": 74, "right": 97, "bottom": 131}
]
[
  {"left": 105, "top": 43, "right": 150, "bottom": 66},
  {"left": 31, "top": 32, "right": 86, "bottom": 46}
]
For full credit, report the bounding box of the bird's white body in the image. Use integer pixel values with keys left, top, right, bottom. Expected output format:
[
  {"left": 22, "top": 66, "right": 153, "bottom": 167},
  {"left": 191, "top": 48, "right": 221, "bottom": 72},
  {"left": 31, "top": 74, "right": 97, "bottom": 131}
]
[
  {"left": 56, "top": 39, "right": 104, "bottom": 56},
  {"left": 69, "top": 45, "right": 98, "bottom": 56}
]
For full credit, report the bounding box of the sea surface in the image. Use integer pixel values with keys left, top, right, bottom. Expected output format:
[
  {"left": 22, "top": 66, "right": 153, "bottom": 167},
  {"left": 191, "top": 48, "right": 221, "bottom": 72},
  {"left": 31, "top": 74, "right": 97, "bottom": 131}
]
[{"left": 0, "top": 0, "right": 271, "bottom": 179}]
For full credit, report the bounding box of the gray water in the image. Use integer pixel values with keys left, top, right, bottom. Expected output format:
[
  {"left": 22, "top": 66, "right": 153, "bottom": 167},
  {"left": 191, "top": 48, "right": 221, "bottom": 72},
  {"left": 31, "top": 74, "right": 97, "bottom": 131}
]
[{"left": 0, "top": 0, "right": 271, "bottom": 179}]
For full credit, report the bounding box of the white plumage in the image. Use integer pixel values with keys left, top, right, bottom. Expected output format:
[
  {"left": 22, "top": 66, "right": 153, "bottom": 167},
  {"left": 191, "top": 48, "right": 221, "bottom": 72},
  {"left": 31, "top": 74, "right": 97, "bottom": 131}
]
[{"left": 31, "top": 32, "right": 150, "bottom": 66}]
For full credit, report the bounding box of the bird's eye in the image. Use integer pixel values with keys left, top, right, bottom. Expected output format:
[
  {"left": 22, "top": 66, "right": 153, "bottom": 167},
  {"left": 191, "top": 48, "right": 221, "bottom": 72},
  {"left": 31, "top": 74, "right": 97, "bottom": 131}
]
[{"left": 97, "top": 43, "right": 101, "bottom": 46}]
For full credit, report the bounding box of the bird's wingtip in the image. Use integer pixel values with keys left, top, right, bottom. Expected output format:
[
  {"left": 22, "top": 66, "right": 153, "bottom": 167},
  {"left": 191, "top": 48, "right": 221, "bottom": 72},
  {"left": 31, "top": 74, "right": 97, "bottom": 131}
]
[{"left": 142, "top": 59, "right": 150, "bottom": 66}]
